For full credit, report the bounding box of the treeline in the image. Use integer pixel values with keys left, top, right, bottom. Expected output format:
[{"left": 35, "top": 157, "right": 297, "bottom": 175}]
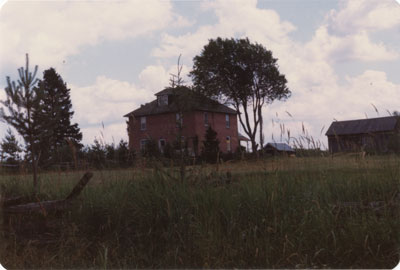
[{"left": 0, "top": 135, "right": 134, "bottom": 171}]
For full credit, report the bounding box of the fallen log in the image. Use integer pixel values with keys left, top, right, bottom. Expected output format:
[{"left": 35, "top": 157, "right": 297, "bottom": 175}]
[
  {"left": 65, "top": 171, "right": 93, "bottom": 200},
  {"left": 2, "top": 195, "right": 34, "bottom": 208},
  {"left": 3, "top": 172, "right": 93, "bottom": 215},
  {"left": 4, "top": 200, "right": 72, "bottom": 215}
]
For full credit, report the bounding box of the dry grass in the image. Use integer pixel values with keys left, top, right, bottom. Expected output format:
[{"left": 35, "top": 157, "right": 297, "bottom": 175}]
[{"left": 0, "top": 155, "right": 399, "bottom": 268}]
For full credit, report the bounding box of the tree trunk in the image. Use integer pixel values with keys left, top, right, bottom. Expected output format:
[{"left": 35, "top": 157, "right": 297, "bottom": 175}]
[
  {"left": 250, "top": 136, "right": 258, "bottom": 155},
  {"left": 258, "top": 106, "right": 264, "bottom": 155},
  {"left": 32, "top": 154, "right": 38, "bottom": 192},
  {"left": 27, "top": 104, "right": 38, "bottom": 192}
]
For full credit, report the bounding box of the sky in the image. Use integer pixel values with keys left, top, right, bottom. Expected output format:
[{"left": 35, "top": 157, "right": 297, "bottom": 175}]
[{"left": 0, "top": 0, "right": 399, "bottom": 150}]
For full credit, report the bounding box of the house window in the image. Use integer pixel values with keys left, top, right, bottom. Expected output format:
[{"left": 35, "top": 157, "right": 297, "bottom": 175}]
[
  {"left": 226, "top": 136, "right": 231, "bottom": 152},
  {"left": 225, "top": 114, "right": 230, "bottom": 128},
  {"left": 176, "top": 113, "right": 183, "bottom": 128},
  {"left": 158, "top": 95, "right": 168, "bottom": 106},
  {"left": 204, "top": 112, "right": 208, "bottom": 126},
  {"left": 140, "top": 139, "right": 149, "bottom": 151},
  {"left": 140, "top": 117, "right": 146, "bottom": 130},
  {"left": 159, "top": 139, "right": 166, "bottom": 153}
]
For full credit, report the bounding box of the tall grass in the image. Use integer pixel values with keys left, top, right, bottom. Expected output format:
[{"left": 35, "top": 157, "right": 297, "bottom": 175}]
[{"left": 0, "top": 156, "right": 399, "bottom": 268}]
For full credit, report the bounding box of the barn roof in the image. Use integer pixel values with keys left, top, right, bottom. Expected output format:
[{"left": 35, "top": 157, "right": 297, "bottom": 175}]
[
  {"left": 238, "top": 133, "right": 250, "bottom": 141},
  {"left": 325, "top": 116, "right": 399, "bottom": 136},
  {"left": 265, "top": 142, "right": 295, "bottom": 152},
  {"left": 124, "top": 87, "right": 237, "bottom": 117}
]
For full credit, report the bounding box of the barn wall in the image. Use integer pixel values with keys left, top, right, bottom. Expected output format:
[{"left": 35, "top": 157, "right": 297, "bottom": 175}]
[{"left": 328, "top": 131, "right": 396, "bottom": 153}]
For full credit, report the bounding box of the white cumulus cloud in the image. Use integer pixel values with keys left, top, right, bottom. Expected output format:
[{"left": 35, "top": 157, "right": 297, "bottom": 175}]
[
  {"left": 0, "top": 0, "right": 174, "bottom": 71},
  {"left": 326, "top": 0, "right": 400, "bottom": 35},
  {"left": 70, "top": 75, "right": 156, "bottom": 144}
]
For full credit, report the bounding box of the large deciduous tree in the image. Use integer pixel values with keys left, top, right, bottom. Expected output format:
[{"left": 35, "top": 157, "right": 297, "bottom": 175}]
[
  {"left": 0, "top": 54, "right": 42, "bottom": 189},
  {"left": 34, "top": 68, "right": 82, "bottom": 166},
  {"left": 190, "top": 37, "right": 291, "bottom": 153}
]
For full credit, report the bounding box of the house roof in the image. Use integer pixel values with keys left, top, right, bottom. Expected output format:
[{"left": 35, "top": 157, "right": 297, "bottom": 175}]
[
  {"left": 325, "top": 116, "right": 399, "bottom": 136},
  {"left": 124, "top": 86, "right": 237, "bottom": 117},
  {"left": 238, "top": 133, "right": 250, "bottom": 141},
  {"left": 265, "top": 142, "right": 295, "bottom": 152},
  {"left": 154, "top": 88, "right": 175, "bottom": 96}
]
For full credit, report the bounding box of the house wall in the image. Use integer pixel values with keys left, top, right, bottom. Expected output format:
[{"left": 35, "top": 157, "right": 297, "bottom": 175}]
[
  {"left": 127, "top": 111, "right": 239, "bottom": 155},
  {"left": 193, "top": 111, "right": 239, "bottom": 154}
]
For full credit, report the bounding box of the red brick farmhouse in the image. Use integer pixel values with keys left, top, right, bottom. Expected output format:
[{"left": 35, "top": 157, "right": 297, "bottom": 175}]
[{"left": 124, "top": 87, "right": 243, "bottom": 156}]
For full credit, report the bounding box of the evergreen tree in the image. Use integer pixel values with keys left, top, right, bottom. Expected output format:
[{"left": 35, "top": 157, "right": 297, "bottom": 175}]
[
  {"left": 201, "top": 126, "right": 220, "bottom": 164},
  {"left": 116, "top": 139, "right": 134, "bottom": 167},
  {"left": 34, "top": 68, "right": 82, "bottom": 166},
  {"left": 0, "top": 54, "right": 42, "bottom": 189},
  {"left": 0, "top": 128, "right": 22, "bottom": 165},
  {"left": 85, "top": 139, "right": 107, "bottom": 169}
]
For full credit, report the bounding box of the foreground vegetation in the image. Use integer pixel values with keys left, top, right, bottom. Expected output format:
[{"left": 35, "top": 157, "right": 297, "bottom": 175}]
[{"left": 0, "top": 155, "right": 399, "bottom": 268}]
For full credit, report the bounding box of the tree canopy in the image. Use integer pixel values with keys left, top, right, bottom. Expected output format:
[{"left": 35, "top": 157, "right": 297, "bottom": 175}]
[{"left": 190, "top": 37, "right": 291, "bottom": 153}]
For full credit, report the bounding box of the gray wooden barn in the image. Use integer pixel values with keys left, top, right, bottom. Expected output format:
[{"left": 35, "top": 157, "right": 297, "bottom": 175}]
[
  {"left": 264, "top": 142, "right": 295, "bottom": 155},
  {"left": 325, "top": 116, "right": 400, "bottom": 153}
]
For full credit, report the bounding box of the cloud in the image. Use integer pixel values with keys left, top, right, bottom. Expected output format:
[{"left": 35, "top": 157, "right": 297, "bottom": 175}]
[
  {"left": 308, "top": 0, "right": 400, "bottom": 63},
  {"left": 139, "top": 63, "right": 192, "bottom": 90},
  {"left": 306, "top": 26, "right": 399, "bottom": 63},
  {"left": 153, "top": 0, "right": 296, "bottom": 61},
  {"left": 170, "top": 14, "right": 195, "bottom": 28},
  {"left": 81, "top": 122, "right": 128, "bottom": 146},
  {"left": 0, "top": 0, "right": 174, "bottom": 72},
  {"left": 69, "top": 75, "right": 156, "bottom": 144},
  {"left": 138, "top": 65, "right": 170, "bottom": 91},
  {"left": 326, "top": 0, "right": 400, "bottom": 35}
]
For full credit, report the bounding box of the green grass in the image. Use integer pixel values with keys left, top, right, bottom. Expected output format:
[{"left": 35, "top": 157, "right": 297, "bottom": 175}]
[{"left": 1, "top": 156, "right": 399, "bottom": 268}]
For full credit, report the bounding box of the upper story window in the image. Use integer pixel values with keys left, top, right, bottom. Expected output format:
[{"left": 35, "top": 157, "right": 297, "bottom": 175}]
[
  {"left": 204, "top": 112, "right": 208, "bottom": 126},
  {"left": 158, "top": 95, "right": 168, "bottom": 106},
  {"left": 176, "top": 113, "right": 183, "bottom": 128},
  {"left": 225, "top": 114, "right": 230, "bottom": 128},
  {"left": 140, "top": 116, "right": 146, "bottom": 130}
]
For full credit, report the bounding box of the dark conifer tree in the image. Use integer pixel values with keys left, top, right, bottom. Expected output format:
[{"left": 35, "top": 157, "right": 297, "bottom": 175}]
[
  {"left": 201, "top": 126, "right": 220, "bottom": 164},
  {"left": 34, "top": 68, "right": 82, "bottom": 165},
  {"left": 0, "top": 128, "right": 23, "bottom": 165}
]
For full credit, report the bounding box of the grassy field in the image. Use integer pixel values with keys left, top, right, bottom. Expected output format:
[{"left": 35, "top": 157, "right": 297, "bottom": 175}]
[{"left": 0, "top": 155, "right": 399, "bottom": 269}]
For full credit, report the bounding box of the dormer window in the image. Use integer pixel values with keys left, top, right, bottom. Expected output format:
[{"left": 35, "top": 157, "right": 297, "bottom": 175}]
[{"left": 158, "top": 95, "right": 168, "bottom": 106}]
